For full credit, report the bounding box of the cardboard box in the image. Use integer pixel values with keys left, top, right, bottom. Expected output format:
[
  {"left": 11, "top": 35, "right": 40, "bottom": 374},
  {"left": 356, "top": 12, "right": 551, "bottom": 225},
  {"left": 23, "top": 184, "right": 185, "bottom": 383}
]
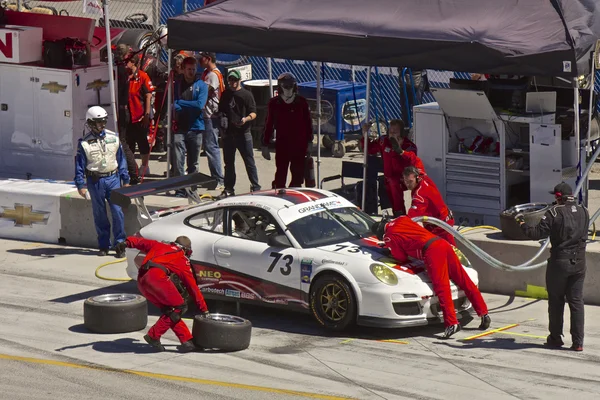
[{"left": 0, "top": 25, "right": 43, "bottom": 64}]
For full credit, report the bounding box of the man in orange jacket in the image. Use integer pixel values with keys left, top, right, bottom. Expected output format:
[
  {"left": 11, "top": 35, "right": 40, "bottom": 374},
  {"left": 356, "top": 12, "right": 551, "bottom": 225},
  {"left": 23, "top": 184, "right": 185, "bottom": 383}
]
[
  {"left": 117, "top": 235, "right": 209, "bottom": 352},
  {"left": 364, "top": 119, "right": 424, "bottom": 217},
  {"left": 403, "top": 166, "right": 456, "bottom": 245},
  {"left": 371, "top": 216, "right": 490, "bottom": 338}
]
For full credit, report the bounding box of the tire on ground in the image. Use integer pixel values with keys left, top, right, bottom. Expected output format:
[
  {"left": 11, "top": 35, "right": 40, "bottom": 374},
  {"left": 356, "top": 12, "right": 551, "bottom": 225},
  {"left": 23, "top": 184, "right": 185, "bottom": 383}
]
[
  {"left": 192, "top": 314, "right": 252, "bottom": 352},
  {"left": 84, "top": 294, "right": 148, "bottom": 334},
  {"left": 500, "top": 202, "right": 550, "bottom": 240},
  {"left": 310, "top": 273, "right": 357, "bottom": 331}
]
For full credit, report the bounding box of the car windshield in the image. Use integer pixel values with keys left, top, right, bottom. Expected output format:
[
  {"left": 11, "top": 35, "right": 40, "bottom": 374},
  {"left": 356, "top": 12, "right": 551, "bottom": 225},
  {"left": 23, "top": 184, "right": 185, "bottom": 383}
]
[{"left": 286, "top": 207, "right": 376, "bottom": 248}]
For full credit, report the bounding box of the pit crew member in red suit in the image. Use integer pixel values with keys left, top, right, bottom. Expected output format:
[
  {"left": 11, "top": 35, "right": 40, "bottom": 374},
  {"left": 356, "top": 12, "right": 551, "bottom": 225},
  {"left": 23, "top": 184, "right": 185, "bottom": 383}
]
[
  {"left": 371, "top": 216, "right": 490, "bottom": 338},
  {"left": 403, "top": 166, "right": 456, "bottom": 246},
  {"left": 116, "top": 236, "right": 209, "bottom": 353},
  {"left": 262, "top": 72, "right": 313, "bottom": 188},
  {"left": 363, "top": 119, "right": 425, "bottom": 217}
]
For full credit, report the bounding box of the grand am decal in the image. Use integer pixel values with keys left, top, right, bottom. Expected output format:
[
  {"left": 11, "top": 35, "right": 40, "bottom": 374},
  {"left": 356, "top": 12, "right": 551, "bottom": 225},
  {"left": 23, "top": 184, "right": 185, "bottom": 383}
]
[
  {"left": 193, "top": 263, "right": 308, "bottom": 308},
  {"left": 297, "top": 200, "right": 342, "bottom": 214}
]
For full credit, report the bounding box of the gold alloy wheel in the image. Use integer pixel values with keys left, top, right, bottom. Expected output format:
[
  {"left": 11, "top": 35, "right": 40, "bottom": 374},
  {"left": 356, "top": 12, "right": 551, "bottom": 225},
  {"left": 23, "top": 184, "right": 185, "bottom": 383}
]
[{"left": 319, "top": 282, "right": 348, "bottom": 322}]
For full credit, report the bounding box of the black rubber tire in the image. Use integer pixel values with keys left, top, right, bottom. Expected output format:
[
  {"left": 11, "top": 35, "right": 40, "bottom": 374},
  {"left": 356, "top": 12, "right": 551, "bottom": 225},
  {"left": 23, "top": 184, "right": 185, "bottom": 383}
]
[
  {"left": 192, "top": 314, "right": 252, "bottom": 352},
  {"left": 117, "top": 29, "right": 153, "bottom": 50},
  {"left": 83, "top": 294, "right": 147, "bottom": 334},
  {"left": 310, "top": 274, "right": 357, "bottom": 331},
  {"left": 500, "top": 202, "right": 550, "bottom": 240}
]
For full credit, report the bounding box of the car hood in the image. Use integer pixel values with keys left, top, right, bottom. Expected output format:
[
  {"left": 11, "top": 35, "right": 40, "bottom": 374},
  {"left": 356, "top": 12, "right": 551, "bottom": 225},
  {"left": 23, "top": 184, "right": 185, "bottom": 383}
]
[{"left": 317, "top": 236, "right": 431, "bottom": 282}]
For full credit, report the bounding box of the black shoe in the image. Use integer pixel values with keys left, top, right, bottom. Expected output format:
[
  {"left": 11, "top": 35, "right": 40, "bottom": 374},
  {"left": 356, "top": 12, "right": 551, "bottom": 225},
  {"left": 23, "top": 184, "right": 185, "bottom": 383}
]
[
  {"left": 216, "top": 190, "right": 234, "bottom": 200},
  {"left": 545, "top": 335, "right": 564, "bottom": 348},
  {"left": 178, "top": 340, "right": 196, "bottom": 353},
  {"left": 98, "top": 248, "right": 109, "bottom": 256},
  {"left": 144, "top": 334, "right": 165, "bottom": 352},
  {"left": 479, "top": 314, "right": 491, "bottom": 330},
  {"left": 443, "top": 324, "right": 462, "bottom": 339}
]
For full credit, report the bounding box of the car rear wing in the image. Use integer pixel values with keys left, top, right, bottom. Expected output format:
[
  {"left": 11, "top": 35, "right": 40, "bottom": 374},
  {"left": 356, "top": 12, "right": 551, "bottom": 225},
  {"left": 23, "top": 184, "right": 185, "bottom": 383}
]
[{"left": 111, "top": 172, "right": 217, "bottom": 226}]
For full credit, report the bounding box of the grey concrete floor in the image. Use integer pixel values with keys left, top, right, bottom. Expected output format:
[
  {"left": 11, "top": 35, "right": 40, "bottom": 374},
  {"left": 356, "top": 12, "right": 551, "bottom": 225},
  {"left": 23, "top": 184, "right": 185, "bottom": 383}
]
[{"left": 0, "top": 237, "right": 599, "bottom": 399}]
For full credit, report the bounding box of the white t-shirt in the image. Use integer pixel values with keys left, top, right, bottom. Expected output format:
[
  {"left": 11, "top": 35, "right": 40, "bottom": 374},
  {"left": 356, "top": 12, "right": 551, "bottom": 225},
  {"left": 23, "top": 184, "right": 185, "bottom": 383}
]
[{"left": 203, "top": 70, "right": 221, "bottom": 118}]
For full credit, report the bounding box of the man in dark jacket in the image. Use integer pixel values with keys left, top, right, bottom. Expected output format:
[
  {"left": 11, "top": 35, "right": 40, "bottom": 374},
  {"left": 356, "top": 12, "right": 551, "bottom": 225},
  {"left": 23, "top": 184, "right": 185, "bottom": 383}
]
[
  {"left": 117, "top": 235, "right": 209, "bottom": 353},
  {"left": 517, "top": 182, "right": 588, "bottom": 351}
]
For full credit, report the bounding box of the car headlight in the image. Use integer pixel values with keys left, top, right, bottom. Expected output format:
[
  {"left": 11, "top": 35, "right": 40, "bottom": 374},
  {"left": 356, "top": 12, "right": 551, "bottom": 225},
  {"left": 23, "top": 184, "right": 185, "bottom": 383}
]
[{"left": 369, "top": 263, "right": 398, "bottom": 286}]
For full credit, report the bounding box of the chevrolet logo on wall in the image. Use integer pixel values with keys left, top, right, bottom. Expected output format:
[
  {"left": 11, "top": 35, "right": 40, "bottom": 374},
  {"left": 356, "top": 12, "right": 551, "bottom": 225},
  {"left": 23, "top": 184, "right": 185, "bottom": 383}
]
[
  {"left": 86, "top": 79, "right": 109, "bottom": 91},
  {"left": 0, "top": 203, "right": 50, "bottom": 227},
  {"left": 41, "top": 81, "right": 67, "bottom": 94}
]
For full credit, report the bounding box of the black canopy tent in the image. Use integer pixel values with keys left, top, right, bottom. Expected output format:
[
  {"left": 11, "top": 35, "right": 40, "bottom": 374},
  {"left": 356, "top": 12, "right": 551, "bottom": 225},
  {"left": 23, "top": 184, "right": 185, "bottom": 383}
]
[{"left": 165, "top": 0, "right": 600, "bottom": 207}]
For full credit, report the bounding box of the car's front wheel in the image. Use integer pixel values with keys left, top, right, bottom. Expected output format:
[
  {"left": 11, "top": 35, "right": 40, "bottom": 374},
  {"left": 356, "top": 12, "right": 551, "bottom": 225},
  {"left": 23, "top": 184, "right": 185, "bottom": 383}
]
[{"left": 310, "top": 274, "right": 356, "bottom": 331}]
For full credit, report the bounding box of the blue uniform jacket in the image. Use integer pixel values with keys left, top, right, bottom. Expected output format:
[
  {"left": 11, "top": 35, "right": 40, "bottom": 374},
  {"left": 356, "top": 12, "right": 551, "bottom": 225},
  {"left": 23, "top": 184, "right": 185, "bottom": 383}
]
[
  {"left": 173, "top": 78, "right": 209, "bottom": 132},
  {"left": 74, "top": 130, "right": 130, "bottom": 190}
]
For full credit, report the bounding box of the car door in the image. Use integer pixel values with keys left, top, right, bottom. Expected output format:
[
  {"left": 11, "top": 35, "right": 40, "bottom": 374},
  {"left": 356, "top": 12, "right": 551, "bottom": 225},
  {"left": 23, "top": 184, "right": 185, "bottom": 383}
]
[{"left": 212, "top": 206, "right": 302, "bottom": 306}]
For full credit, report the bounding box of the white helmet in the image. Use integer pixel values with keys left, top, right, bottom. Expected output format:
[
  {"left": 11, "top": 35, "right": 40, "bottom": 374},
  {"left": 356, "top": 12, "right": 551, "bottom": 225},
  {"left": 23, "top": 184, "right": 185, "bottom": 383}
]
[{"left": 86, "top": 106, "right": 108, "bottom": 134}]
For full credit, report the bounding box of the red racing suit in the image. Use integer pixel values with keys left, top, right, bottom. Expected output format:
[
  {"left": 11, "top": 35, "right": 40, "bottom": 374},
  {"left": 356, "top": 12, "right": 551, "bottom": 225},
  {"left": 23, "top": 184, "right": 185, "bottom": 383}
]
[
  {"left": 263, "top": 95, "right": 313, "bottom": 188},
  {"left": 407, "top": 176, "right": 456, "bottom": 245},
  {"left": 366, "top": 136, "right": 425, "bottom": 215},
  {"left": 382, "top": 216, "right": 488, "bottom": 327},
  {"left": 126, "top": 236, "right": 208, "bottom": 343}
]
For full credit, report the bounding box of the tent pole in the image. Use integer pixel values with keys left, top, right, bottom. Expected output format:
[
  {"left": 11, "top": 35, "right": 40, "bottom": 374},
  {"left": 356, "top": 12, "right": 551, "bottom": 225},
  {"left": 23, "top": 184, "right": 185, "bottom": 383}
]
[
  {"left": 102, "top": 0, "right": 118, "bottom": 128},
  {"left": 268, "top": 57, "right": 274, "bottom": 98},
  {"left": 362, "top": 66, "right": 371, "bottom": 211},
  {"left": 316, "top": 61, "right": 322, "bottom": 187},
  {"left": 166, "top": 49, "right": 173, "bottom": 178},
  {"left": 586, "top": 71, "right": 595, "bottom": 156},
  {"left": 574, "top": 77, "right": 582, "bottom": 202}
]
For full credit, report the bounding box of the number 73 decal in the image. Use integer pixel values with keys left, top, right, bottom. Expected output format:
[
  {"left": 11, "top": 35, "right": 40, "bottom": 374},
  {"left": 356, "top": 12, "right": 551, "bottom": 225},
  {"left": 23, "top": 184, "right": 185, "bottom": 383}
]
[{"left": 267, "top": 251, "right": 293, "bottom": 276}]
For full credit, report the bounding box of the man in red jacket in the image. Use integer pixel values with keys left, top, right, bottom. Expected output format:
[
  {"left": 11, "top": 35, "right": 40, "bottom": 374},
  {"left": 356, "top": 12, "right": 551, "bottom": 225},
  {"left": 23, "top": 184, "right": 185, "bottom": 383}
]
[
  {"left": 371, "top": 216, "right": 490, "bottom": 338},
  {"left": 403, "top": 166, "right": 456, "bottom": 245},
  {"left": 363, "top": 119, "right": 425, "bottom": 217},
  {"left": 117, "top": 235, "right": 209, "bottom": 353},
  {"left": 262, "top": 72, "right": 313, "bottom": 188}
]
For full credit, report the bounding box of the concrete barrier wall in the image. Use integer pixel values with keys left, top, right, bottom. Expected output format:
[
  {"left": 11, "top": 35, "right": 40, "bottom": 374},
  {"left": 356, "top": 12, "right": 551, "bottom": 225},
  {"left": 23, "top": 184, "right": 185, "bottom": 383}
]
[{"left": 457, "top": 230, "right": 600, "bottom": 306}]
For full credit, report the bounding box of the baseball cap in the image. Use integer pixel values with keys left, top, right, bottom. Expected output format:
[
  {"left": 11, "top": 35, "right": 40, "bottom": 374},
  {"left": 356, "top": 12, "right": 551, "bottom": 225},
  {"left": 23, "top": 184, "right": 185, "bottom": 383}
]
[
  {"left": 549, "top": 182, "right": 573, "bottom": 196},
  {"left": 228, "top": 69, "right": 241, "bottom": 80},
  {"left": 199, "top": 51, "right": 216, "bottom": 60}
]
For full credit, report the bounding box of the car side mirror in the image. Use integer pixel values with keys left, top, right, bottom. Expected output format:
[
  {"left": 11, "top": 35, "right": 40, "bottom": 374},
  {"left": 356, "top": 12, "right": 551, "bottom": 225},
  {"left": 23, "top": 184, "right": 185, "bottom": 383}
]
[{"left": 268, "top": 234, "right": 292, "bottom": 248}]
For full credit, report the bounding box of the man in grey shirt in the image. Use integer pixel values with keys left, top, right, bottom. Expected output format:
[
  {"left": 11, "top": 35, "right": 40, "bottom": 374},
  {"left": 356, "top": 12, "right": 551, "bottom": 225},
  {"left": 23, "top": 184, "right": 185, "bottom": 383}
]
[{"left": 199, "top": 52, "right": 225, "bottom": 189}]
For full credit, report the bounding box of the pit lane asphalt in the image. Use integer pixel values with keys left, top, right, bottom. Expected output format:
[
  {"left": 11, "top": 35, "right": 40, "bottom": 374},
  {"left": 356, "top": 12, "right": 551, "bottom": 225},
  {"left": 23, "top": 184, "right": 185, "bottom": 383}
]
[{"left": 0, "top": 238, "right": 599, "bottom": 400}]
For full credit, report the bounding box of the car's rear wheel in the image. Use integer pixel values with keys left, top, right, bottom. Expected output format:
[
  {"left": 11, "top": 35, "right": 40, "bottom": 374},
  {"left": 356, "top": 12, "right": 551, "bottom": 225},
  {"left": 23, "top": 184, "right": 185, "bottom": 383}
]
[{"left": 310, "top": 274, "right": 356, "bottom": 331}]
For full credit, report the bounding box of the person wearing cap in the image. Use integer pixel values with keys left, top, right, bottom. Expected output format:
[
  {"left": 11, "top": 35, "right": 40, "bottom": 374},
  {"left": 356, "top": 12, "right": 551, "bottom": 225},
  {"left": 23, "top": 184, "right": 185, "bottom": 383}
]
[
  {"left": 371, "top": 216, "right": 490, "bottom": 339},
  {"left": 216, "top": 69, "right": 261, "bottom": 198},
  {"left": 172, "top": 56, "right": 209, "bottom": 197},
  {"left": 262, "top": 72, "right": 313, "bottom": 188},
  {"left": 199, "top": 52, "right": 225, "bottom": 190},
  {"left": 516, "top": 182, "right": 588, "bottom": 352}
]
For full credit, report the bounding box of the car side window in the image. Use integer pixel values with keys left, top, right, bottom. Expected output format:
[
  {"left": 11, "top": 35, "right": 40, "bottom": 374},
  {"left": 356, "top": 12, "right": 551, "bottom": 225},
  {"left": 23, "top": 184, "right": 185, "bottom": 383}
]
[
  {"left": 229, "top": 208, "right": 282, "bottom": 244},
  {"left": 187, "top": 209, "right": 225, "bottom": 233}
]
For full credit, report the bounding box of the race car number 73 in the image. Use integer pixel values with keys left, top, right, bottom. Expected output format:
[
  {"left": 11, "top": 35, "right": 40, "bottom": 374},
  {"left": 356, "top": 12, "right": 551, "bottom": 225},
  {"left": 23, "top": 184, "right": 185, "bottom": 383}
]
[{"left": 268, "top": 252, "right": 293, "bottom": 276}]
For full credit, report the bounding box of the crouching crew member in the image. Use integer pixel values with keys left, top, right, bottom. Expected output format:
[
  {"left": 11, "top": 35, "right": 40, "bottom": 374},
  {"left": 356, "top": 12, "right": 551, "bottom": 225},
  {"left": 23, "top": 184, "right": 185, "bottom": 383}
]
[
  {"left": 363, "top": 119, "right": 425, "bottom": 217},
  {"left": 403, "top": 166, "right": 456, "bottom": 245},
  {"left": 116, "top": 235, "right": 210, "bottom": 353},
  {"left": 517, "top": 182, "right": 588, "bottom": 352},
  {"left": 75, "top": 106, "right": 130, "bottom": 257},
  {"left": 372, "top": 216, "right": 490, "bottom": 338}
]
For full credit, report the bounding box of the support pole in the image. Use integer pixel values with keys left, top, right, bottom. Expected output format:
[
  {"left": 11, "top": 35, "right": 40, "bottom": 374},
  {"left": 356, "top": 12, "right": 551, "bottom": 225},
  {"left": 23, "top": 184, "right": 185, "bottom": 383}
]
[
  {"left": 102, "top": 0, "right": 118, "bottom": 127},
  {"left": 316, "top": 62, "right": 322, "bottom": 186},
  {"left": 574, "top": 78, "right": 583, "bottom": 203},
  {"left": 361, "top": 67, "right": 372, "bottom": 210},
  {"left": 268, "top": 57, "right": 274, "bottom": 98},
  {"left": 152, "top": 0, "right": 160, "bottom": 31},
  {"left": 586, "top": 71, "right": 596, "bottom": 156},
  {"left": 166, "top": 49, "right": 173, "bottom": 178}
]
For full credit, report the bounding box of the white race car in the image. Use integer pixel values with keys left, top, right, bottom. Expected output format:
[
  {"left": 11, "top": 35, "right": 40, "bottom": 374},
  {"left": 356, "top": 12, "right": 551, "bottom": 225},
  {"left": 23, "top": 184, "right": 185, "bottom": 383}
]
[{"left": 125, "top": 187, "right": 476, "bottom": 331}]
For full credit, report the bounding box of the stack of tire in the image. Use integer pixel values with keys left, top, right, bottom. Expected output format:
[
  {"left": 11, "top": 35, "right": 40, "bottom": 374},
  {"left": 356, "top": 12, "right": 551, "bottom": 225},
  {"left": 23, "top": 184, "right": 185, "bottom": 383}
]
[{"left": 83, "top": 294, "right": 252, "bottom": 352}]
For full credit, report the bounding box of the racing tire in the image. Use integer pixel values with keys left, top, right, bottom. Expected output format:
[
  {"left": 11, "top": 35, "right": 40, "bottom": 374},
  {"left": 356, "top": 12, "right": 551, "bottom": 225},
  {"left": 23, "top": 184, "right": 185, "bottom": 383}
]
[
  {"left": 83, "top": 294, "right": 147, "bottom": 334},
  {"left": 192, "top": 313, "right": 252, "bottom": 352},
  {"left": 310, "top": 274, "right": 356, "bottom": 331},
  {"left": 499, "top": 203, "right": 550, "bottom": 240},
  {"left": 117, "top": 29, "right": 153, "bottom": 51}
]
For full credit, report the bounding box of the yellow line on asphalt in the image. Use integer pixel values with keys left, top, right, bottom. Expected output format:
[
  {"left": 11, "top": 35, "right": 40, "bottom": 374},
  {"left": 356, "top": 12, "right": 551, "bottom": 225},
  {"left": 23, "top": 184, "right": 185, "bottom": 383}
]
[
  {"left": 495, "top": 331, "right": 547, "bottom": 339},
  {"left": 377, "top": 339, "right": 409, "bottom": 345},
  {"left": 0, "top": 353, "right": 354, "bottom": 400},
  {"left": 461, "top": 323, "right": 519, "bottom": 341}
]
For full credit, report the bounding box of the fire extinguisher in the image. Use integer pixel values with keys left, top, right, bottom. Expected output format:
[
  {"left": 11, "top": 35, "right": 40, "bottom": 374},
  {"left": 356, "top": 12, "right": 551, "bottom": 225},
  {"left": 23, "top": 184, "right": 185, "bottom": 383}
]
[{"left": 304, "top": 155, "right": 316, "bottom": 188}]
